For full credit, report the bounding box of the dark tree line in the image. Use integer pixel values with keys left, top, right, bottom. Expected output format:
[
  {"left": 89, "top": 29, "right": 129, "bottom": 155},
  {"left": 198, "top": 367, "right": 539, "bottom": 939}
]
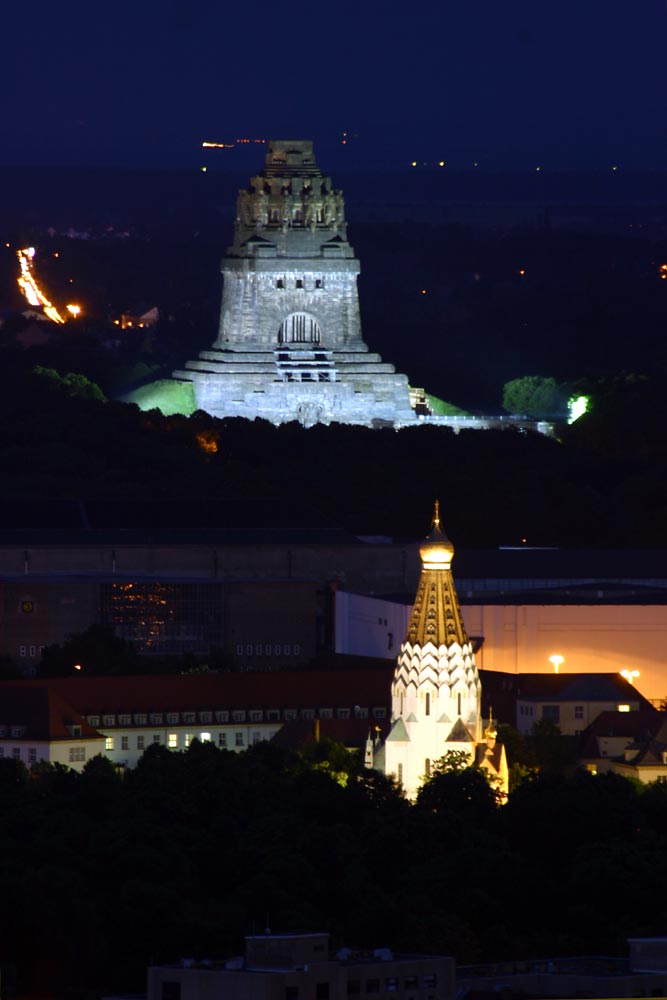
[{"left": 3, "top": 742, "right": 667, "bottom": 997}]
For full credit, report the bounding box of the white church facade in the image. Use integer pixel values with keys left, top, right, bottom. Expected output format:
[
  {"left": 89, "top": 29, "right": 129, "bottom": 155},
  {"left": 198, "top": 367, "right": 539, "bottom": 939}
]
[{"left": 373, "top": 505, "right": 508, "bottom": 799}]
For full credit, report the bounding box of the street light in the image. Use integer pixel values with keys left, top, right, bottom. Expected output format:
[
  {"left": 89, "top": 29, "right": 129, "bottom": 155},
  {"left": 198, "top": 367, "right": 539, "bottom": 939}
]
[
  {"left": 621, "top": 669, "right": 640, "bottom": 686},
  {"left": 549, "top": 654, "right": 564, "bottom": 674}
]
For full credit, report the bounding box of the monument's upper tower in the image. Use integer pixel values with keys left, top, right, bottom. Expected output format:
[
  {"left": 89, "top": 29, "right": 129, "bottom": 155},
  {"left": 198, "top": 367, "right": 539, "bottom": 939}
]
[{"left": 174, "top": 139, "right": 415, "bottom": 427}]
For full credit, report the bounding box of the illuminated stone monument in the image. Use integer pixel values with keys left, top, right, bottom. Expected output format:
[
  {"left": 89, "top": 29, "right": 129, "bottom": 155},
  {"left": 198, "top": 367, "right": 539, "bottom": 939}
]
[
  {"left": 174, "top": 139, "right": 415, "bottom": 426},
  {"left": 373, "top": 504, "right": 508, "bottom": 800}
]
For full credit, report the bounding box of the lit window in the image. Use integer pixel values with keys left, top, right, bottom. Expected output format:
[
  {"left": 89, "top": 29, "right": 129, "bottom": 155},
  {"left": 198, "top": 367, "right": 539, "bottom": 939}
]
[
  {"left": 168, "top": 733, "right": 178, "bottom": 748},
  {"left": 105, "top": 737, "right": 114, "bottom": 752},
  {"left": 618, "top": 704, "right": 631, "bottom": 713},
  {"left": 200, "top": 732, "right": 211, "bottom": 742},
  {"left": 185, "top": 733, "right": 194, "bottom": 747}
]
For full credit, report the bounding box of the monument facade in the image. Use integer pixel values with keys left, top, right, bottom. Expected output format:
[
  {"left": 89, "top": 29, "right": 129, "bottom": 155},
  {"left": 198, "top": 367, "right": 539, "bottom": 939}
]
[{"left": 174, "top": 139, "right": 415, "bottom": 426}]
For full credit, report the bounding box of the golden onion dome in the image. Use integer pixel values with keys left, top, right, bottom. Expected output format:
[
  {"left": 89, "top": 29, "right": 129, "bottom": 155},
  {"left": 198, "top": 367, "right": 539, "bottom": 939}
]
[{"left": 419, "top": 501, "right": 455, "bottom": 568}]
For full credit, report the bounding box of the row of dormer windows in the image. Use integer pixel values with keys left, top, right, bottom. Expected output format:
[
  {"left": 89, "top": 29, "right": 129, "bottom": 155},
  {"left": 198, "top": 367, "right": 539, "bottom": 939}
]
[{"left": 87, "top": 706, "right": 387, "bottom": 728}]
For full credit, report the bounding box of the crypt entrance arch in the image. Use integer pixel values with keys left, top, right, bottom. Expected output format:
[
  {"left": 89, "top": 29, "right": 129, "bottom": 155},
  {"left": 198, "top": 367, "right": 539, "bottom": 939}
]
[{"left": 278, "top": 312, "right": 322, "bottom": 346}]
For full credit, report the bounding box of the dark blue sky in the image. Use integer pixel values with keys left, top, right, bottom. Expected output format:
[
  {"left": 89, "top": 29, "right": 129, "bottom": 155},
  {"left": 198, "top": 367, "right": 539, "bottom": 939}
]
[{"left": 3, "top": 0, "right": 666, "bottom": 169}]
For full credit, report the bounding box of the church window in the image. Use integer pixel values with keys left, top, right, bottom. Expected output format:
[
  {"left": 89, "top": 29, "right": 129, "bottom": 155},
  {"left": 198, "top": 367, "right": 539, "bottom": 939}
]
[
  {"left": 425, "top": 692, "right": 431, "bottom": 716},
  {"left": 457, "top": 692, "right": 462, "bottom": 716},
  {"left": 397, "top": 763, "right": 403, "bottom": 785},
  {"left": 424, "top": 758, "right": 431, "bottom": 778},
  {"left": 399, "top": 692, "right": 404, "bottom": 714}
]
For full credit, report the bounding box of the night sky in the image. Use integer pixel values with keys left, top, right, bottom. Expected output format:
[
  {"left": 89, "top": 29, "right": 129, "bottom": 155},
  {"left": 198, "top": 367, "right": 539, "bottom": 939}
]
[{"left": 3, "top": 0, "right": 667, "bottom": 170}]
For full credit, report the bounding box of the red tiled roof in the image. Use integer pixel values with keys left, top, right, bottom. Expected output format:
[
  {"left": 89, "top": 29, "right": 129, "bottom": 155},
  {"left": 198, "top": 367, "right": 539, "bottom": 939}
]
[
  {"left": 5, "top": 668, "right": 394, "bottom": 717},
  {"left": 0, "top": 686, "right": 101, "bottom": 741}
]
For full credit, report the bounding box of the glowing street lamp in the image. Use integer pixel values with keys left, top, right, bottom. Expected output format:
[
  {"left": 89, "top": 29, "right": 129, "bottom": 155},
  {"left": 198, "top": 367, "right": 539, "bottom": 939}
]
[
  {"left": 621, "top": 669, "right": 640, "bottom": 686},
  {"left": 549, "top": 654, "right": 564, "bottom": 674}
]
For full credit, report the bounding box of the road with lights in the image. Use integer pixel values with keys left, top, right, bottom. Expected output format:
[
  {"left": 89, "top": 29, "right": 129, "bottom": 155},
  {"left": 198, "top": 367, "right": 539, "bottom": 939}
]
[{"left": 16, "top": 247, "right": 67, "bottom": 324}]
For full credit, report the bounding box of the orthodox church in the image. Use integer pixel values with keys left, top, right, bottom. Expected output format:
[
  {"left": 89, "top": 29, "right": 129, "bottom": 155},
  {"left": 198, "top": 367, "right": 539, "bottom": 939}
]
[{"left": 372, "top": 504, "right": 509, "bottom": 800}]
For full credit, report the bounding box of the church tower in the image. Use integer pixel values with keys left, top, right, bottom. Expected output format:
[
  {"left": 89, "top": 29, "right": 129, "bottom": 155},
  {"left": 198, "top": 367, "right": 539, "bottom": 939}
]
[
  {"left": 173, "top": 140, "right": 415, "bottom": 427},
  {"left": 379, "top": 504, "right": 507, "bottom": 800}
]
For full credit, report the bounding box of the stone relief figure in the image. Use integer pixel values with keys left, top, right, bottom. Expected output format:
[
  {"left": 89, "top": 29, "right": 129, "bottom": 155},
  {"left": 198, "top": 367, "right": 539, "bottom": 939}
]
[
  {"left": 324, "top": 193, "right": 336, "bottom": 228},
  {"left": 281, "top": 191, "right": 293, "bottom": 231},
  {"left": 334, "top": 192, "right": 345, "bottom": 228},
  {"left": 237, "top": 190, "right": 253, "bottom": 227},
  {"left": 252, "top": 189, "right": 269, "bottom": 228},
  {"left": 296, "top": 399, "right": 327, "bottom": 428}
]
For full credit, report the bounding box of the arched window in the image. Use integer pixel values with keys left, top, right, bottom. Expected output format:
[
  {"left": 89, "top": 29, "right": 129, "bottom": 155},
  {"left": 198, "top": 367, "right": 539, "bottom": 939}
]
[
  {"left": 397, "top": 763, "right": 403, "bottom": 785},
  {"left": 424, "top": 758, "right": 431, "bottom": 778},
  {"left": 278, "top": 312, "right": 322, "bottom": 345},
  {"left": 425, "top": 692, "right": 431, "bottom": 716},
  {"left": 457, "top": 691, "right": 462, "bottom": 716}
]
